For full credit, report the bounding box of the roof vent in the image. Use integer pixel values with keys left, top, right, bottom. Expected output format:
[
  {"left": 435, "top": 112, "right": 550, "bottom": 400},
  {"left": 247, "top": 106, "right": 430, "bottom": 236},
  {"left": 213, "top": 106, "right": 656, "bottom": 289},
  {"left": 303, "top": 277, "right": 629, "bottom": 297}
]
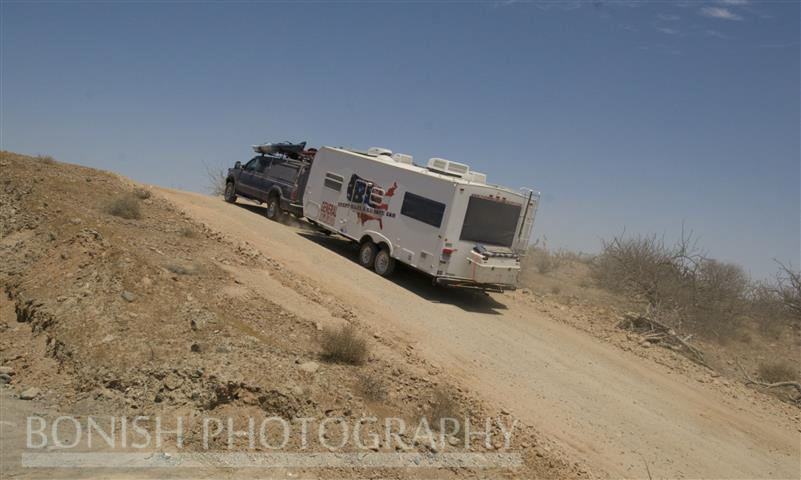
[
  {"left": 427, "top": 157, "right": 470, "bottom": 178},
  {"left": 367, "top": 147, "right": 392, "bottom": 157},
  {"left": 392, "top": 153, "right": 414, "bottom": 165},
  {"left": 467, "top": 171, "right": 487, "bottom": 184}
]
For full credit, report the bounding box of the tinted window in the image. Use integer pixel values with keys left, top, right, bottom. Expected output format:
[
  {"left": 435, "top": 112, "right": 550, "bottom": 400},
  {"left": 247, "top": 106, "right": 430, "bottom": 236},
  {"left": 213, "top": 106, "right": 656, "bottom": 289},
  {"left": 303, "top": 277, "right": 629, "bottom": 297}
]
[
  {"left": 459, "top": 196, "right": 522, "bottom": 247},
  {"left": 269, "top": 160, "right": 298, "bottom": 182},
  {"left": 401, "top": 192, "right": 446, "bottom": 228},
  {"left": 243, "top": 158, "right": 259, "bottom": 171},
  {"left": 255, "top": 157, "right": 271, "bottom": 173}
]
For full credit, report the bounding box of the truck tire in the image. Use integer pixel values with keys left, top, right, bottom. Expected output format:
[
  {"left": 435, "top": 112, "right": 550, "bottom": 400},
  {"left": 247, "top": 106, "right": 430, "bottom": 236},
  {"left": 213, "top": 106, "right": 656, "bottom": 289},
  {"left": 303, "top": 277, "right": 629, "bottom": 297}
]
[
  {"left": 265, "top": 196, "right": 281, "bottom": 221},
  {"left": 374, "top": 248, "right": 396, "bottom": 277},
  {"left": 224, "top": 181, "right": 237, "bottom": 203},
  {"left": 358, "top": 241, "right": 377, "bottom": 269}
]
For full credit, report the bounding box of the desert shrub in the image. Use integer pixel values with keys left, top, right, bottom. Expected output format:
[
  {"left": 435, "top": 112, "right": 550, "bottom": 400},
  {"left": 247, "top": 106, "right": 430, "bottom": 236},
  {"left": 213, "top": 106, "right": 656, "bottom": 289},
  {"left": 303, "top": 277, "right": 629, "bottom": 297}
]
[
  {"left": 321, "top": 324, "right": 368, "bottom": 365},
  {"left": 524, "top": 237, "right": 563, "bottom": 275},
  {"left": 165, "top": 263, "right": 194, "bottom": 275},
  {"left": 774, "top": 261, "right": 801, "bottom": 324},
  {"left": 757, "top": 361, "right": 797, "bottom": 383},
  {"left": 205, "top": 162, "right": 227, "bottom": 196},
  {"left": 591, "top": 233, "right": 695, "bottom": 300},
  {"left": 134, "top": 187, "right": 152, "bottom": 200},
  {"left": 357, "top": 372, "right": 387, "bottom": 401},
  {"left": 749, "top": 282, "right": 793, "bottom": 338},
  {"left": 179, "top": 226, "right": 197, "bottom": 238},
  {"left": 689, "top": 259, "right": 749, "bottom": 340},
  {"left": 534, "top": 250, "right": 560, "bottom": 274},
  {"left": 550, "top": 285, "right": 562, "bottom": 295},
  {"left": 37, "top": 155, "right": 55, "bottom": 164},
  {"left": 426, "top": 388, "right": 461, "bottom": 432},
  {"left": 593, "top": 230, "right": 752, "bottom": 342},
  {"left": 106, "top": 194, "right": 141, "bottom": 220}
]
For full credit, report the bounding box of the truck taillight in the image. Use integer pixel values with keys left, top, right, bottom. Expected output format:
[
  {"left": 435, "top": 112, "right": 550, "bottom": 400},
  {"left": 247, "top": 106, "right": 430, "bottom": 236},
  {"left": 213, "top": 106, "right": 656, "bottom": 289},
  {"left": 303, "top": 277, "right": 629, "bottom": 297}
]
[
  {"left": 291, "top": 188, "right": 298, "bottom": 202},
  {"left": 442, "top": 248, "right": 456, "bottom": 255}
]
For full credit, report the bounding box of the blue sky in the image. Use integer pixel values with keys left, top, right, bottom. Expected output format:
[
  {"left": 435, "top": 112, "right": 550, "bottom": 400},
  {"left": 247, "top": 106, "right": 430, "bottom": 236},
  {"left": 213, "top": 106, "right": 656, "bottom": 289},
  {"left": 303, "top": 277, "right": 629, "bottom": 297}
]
[{"left": 2, "top": 0, "right": 798, "bottom": 278}]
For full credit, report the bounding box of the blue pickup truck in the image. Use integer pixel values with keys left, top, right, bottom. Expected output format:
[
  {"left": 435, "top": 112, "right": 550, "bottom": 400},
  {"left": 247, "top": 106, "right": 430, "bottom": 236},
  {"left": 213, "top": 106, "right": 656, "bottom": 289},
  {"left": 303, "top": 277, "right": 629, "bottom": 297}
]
[{"left": 223, "top": 142, "right": 313, "bottom": 220}]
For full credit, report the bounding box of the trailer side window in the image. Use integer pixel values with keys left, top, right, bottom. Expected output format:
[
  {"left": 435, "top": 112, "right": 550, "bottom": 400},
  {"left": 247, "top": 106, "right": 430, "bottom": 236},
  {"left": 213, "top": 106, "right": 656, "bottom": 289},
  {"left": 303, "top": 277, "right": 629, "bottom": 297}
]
[
  {"left": 324, "top": 172, "right": 343, "bottom": 192},
  {"left": 401, "top": 192, "right": 445, "bottom": 228}
]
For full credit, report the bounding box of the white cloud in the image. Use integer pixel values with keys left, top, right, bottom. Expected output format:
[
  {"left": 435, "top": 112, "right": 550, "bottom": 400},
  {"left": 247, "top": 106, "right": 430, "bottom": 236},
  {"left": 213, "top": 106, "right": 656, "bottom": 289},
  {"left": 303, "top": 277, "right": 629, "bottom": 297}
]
[
  {"left": 701, "top": 6, "right": 743, "bottom": 21},
  {"left": 705, "top": 29, "right": 732, "bottom": 39}
]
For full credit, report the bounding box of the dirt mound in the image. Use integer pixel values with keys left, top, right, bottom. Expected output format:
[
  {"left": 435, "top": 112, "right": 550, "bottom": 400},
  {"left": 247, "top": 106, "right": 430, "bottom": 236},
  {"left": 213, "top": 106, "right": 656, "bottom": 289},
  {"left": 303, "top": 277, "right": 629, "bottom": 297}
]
[{"left": 0, "top": 151, "right": 582, "bottom": 479}]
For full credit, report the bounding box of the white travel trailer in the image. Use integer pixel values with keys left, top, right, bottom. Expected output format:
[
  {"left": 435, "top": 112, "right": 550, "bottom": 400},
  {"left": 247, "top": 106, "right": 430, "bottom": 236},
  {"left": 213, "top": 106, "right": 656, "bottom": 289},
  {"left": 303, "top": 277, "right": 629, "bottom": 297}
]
[{"left": 303, "top": 146, "right": 539, "bottom": 291}]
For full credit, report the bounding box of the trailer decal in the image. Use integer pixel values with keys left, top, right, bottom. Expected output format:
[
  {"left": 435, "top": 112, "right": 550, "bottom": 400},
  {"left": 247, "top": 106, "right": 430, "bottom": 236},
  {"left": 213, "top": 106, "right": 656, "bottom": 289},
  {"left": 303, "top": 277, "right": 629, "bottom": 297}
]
[
  {"left": 319, "top": 201, "right": 338, "bottom": 225},
  {"left": 341, "top": 174, "right": 398, "bottom": 229}
]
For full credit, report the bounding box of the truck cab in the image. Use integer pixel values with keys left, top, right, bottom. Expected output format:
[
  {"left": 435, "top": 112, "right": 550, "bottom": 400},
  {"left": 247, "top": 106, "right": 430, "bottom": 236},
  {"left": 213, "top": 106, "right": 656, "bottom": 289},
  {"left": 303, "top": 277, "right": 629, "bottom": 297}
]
[{"left": 224, "top": 150, "right": 312, "bottom": 220}]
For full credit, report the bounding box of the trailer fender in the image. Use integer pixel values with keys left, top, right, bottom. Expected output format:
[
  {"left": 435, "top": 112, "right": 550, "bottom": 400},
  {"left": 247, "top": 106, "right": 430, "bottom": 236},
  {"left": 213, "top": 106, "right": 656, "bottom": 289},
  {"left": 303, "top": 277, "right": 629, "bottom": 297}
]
[{"left": 362, "top": 230, "right": 393, "bottom": 255}]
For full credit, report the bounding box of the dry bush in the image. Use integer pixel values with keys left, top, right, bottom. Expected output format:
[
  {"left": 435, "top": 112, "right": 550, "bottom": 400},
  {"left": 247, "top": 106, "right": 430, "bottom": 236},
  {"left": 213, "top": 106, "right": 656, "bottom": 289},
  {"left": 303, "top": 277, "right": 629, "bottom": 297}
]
[
  {"left": 757, "top": 361, "right": 797, "bottom": 383},
  {"left": 37, "top": 155, "right": 55, "bottom": 164},
  {"left": 426, "top": 388, "right": 461, "bottom": 432},
  {"left": 533, "top": 249, "right": 560, "bottom": 274},
  {"left": 179, "top": 226, "right": 197, "bottom": 238},
  {"left": 593, "top": 229, "right": 752, "bottom": 342},
  {"left": 165, "top": 263, "right": 195, "bottom": 275},
  {"left": 774, "top": 261, "right": 801, "bottom": 324},
  {"left": 550, "top": 285, "right": 562, "bottom": 295},
  {"left": 205, "top": 162, "right": 227, "bottom": 196},
  {"left": 749, "top": 282, "right": 795, "bottom": 338},
  {"left": 134, "top": 187, "right": 152, "bottom": 200},
  {"left": 321, "top": 324, "right": 368, "bottom": 365},
  {"left": 357, "top": 372, "right": 387, "bottom": 401},
  {"left": 106, "top": 194, "right": 142, "bottom": 220},
  {"left": 525, "top": 237, "right": 562, "bottom": 275},
  {"left": 690, "top": 259, "right": 750, "bottom": 341}
]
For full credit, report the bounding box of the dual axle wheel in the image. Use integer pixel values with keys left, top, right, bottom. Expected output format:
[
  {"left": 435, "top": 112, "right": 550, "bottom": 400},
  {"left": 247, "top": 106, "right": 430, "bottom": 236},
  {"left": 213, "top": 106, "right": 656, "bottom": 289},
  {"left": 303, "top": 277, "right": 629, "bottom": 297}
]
[{"left": 358, "top": 241, "right": 395, "bottom": 277}]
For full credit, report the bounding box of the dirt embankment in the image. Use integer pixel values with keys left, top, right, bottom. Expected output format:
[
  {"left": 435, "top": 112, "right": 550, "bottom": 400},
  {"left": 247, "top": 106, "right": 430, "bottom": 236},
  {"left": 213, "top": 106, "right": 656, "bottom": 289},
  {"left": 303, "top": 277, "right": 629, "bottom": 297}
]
[
  {"left": 158, "top": 186, "right": 800, "bottom": 478},
  {"left": 0, "top": 151, "right": 580, "bottom": 479},
  {"left": 2, "top": 151, "right": 798, "bottom": 479}
]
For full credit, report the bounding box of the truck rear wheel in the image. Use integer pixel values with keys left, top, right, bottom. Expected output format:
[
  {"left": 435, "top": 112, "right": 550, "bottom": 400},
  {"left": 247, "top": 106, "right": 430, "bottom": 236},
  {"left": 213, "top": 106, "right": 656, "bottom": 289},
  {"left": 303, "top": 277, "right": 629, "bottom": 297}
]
[
  {"left": 224, "top": 182, "right": 237, "bottom": 203},
  {"left": 374, "top": 248, "right": 396, "bottom": 277},
  {"left": 358, "top": 241, "right": 377, "bottom": 269},
  {"left": 265, "top": 196, "right": 281, "bottom": 221}
]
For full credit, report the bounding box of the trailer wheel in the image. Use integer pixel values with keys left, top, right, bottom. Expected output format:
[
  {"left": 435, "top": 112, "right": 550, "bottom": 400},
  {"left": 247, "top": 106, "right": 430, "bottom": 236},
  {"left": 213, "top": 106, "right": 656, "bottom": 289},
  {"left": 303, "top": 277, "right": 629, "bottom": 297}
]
[
  {"left": 358, "top": 241, "right": 377, "bottom": 269},
  {"left": 374, "top": 248, "right": 396, "bottom": 277},
  {"left": 224, "top": 182, "right": 237, "bottom": 203},
  {"left": 265, "top": 196, "right": 281, "bottom": 221}
]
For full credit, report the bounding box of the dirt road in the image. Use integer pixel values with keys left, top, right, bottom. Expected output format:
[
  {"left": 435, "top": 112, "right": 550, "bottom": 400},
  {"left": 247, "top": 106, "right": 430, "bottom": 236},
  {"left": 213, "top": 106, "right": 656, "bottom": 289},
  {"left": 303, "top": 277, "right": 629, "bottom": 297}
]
[{"left": 161, "top": 189, "right": 800, "bottom": 479}]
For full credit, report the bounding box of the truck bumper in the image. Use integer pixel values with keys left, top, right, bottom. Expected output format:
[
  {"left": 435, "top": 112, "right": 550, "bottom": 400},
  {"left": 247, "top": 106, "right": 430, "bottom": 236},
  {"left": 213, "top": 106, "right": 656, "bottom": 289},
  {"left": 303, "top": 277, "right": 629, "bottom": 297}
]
[{"left": 284, "top": 202, "right": 304, "bottom": 217}]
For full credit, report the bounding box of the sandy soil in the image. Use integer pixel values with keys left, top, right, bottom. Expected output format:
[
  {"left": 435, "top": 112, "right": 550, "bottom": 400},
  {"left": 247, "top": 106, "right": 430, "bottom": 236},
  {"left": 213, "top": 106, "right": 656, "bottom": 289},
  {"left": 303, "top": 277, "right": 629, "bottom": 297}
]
[{"left": 160, "top": 188, "right": 800, "bottom": 479}]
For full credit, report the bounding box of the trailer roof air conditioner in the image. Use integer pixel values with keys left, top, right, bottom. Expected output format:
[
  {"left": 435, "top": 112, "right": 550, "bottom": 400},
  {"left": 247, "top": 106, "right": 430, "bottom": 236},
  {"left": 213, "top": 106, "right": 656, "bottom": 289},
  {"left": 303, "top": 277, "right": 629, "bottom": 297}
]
[
  {"left": 367, "top": 147, "right": 393, "bottom": 157},
  {"left": 467, "top": 171, "right": 487, "bottom": 184},
  {"left": 427, "top": 157, "right": 470, "bottom": 178},
  {"left": 392, "top": 153, "right": 414, "bottom": 165}
]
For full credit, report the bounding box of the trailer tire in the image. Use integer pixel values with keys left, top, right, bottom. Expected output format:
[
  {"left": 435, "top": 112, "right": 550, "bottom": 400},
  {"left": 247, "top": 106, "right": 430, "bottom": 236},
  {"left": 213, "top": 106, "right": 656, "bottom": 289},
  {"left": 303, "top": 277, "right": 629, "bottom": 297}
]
[
  {"left": 374, "top": 248, "right": 396, "bottom": 277},
  {"left": 224, "top": 181, "right": 237, "bottom": 203},
  {"left": 265, "top": 196, "right": 281, "bottom": 221},
  {"left": 358, "top": 241, "right": 377, "bottom": 269}
]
